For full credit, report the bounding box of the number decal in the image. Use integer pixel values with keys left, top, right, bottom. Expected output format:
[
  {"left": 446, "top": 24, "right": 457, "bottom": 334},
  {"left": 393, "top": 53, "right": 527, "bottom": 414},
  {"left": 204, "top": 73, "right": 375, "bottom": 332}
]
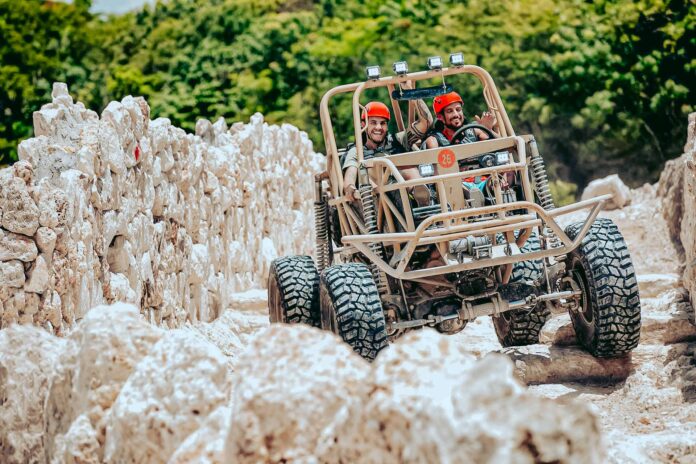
[{"left": 438, "top": 149, "right": 455, "bottom": 169}]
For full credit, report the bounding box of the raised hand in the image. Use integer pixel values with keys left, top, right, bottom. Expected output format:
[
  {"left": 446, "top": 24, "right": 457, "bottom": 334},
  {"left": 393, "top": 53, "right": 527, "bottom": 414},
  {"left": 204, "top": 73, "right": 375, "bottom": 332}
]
[{"left": 475, "top": 110, "right": 497, "bottom": 130}]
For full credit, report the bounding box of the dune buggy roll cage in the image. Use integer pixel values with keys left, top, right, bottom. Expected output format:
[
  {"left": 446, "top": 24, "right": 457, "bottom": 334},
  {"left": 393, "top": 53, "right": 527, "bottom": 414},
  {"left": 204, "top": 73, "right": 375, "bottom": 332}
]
[{"left": 318, "top": 65, "right": 609, "bottom": 282}]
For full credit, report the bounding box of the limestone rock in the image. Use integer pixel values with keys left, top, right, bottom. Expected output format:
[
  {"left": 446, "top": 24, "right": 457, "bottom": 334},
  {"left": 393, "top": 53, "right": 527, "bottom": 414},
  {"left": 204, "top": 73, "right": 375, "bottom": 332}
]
[
  {"left": 45, "top": 303, "right": 163, "bottom": 460},
  {"left": 504, "top": 344, "right": 632, "bottom": 385},
  {"left": 12, "top": 160, "right": 34, "bottom": 185},
  {"left": 35, "top": 226, "right": 58, "bottom": 258},
  {"left": 104, "top": 330, "right": 230, "bottom": 464},
  {"left": 189, "top": 243, "right": 209, "bottom": 284},
  {"left": 581, "top": 174, "right": 631, "bottom": 210},
  {"left": 109, "top": 272, "right": 136, "bottom": 304},
  {"left": 25, "top": 255, "right": 50, "bottom": 293},
  {"left": 225, "top": 324, "right": 370, "bottom": 463},
  {"left": 657, "top": 154, "right": 686, "bottom": 250},
  {"left": 52, "top": 414, "right": 101, "bottom": 464},
  {"left": 37, "top": 180, "right": 69, "bottom": 229},
  {"left": 321, "top": 329, "right": 604, "bottom": 463},
  {"left": 0, "top": 176, "right": 39, "bottom": 235},
  {"left": 0, "top": 260, "right": 25, "bottom": 288},
  {"left": 680, "top": 113, "right": 696, "bottom": 316},
  {"left": 169, "top": 405, "right": 231, "bottom": 464},
  {"left": 0, "top": 325, "right": 68, "bottom": 463},
  {"left": 0, "top": 229, "right": 38, "bottom": 262}
]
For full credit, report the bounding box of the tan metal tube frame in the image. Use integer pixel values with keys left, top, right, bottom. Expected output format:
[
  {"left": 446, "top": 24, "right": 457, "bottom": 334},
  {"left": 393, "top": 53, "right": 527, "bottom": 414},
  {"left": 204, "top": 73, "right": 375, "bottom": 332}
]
[
  {"left": 341, "top": 194, "right": 612, "bottom": 279},
  {"left": 318, "top": 65, "right": 609, "bottom": 282}
]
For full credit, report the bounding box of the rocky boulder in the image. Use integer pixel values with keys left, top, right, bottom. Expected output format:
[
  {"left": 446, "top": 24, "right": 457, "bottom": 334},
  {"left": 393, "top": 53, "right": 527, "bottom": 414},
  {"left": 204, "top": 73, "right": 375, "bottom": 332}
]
[
  {"left": 44, "top": 303, "right": 163, "bottom": 461},
  {"left": 224, "top": 324, "right": 370, "bottom": 463},
  {"left": 320, "top": 329, "right": 604, "bottom": 463},
  {"left": 0, "top": 325, "right": 68, "bottom": 463},
  {"left": 581, "top": 173, "right": 631, "bottom": 210},
  {"left": 103, "top": 329, "right": 230, "bottom": 463}
]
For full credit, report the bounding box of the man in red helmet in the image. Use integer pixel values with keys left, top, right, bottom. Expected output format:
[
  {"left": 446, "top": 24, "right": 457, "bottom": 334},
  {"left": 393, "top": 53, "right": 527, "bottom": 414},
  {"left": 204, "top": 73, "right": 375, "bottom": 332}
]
[
  {"left": 342, "top": 101, "right": 420, "bottom": 200},
  {"left": 421, "top": 91, "right": 499, "bottom": 149}
]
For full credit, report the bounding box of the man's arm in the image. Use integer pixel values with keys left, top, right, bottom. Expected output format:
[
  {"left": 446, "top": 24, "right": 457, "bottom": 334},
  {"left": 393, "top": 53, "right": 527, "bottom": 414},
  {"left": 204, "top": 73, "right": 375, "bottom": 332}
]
[
  {"left": 342, "top": 165, "right": 361, "bottom": 201},
  {"left": 407, "top": 98, "right": 434, "bottom": 149}
]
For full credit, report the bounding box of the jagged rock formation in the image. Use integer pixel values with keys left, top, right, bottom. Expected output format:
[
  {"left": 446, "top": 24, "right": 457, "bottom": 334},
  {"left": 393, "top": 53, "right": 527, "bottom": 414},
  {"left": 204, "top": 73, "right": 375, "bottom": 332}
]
[
  {"left": 0, "top": 309, "right": 603, "bottom": 464},
  {"left": 0, "top": 83, "right": 322, "bottom": 333},
  {"left": 659, "top": 112, "right": 696, "bottom": 317},
  {"left": 0, "top": 325, "right": 67, "bottom": 463}
]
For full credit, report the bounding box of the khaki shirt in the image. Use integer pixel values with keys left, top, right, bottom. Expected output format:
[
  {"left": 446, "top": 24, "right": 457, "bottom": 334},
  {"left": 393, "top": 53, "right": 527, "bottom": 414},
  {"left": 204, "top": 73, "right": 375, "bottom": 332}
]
[{"left": 342, "top": 131, "right": 410, "bottom": 171}]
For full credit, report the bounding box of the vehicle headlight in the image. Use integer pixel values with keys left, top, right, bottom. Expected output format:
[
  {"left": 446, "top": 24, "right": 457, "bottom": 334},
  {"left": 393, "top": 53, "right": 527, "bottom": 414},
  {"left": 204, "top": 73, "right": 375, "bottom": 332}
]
[
  {"left": 449, "top": 52, "right": 465, "bottom": 67},
  {"left": 365, "top": 65, "right": 381, "bottom": 80},
  {"left": 392, "top": 61, "right": 408, "bottom": 75},
  {"left": 418, "top": 164, "right": 435, "bottom": 177},
  {"left": 427, "top": 56, "right": 443, "bottom": 70},
  {"left": 495, "top": 151, "right": 510, "bottom": 165}
]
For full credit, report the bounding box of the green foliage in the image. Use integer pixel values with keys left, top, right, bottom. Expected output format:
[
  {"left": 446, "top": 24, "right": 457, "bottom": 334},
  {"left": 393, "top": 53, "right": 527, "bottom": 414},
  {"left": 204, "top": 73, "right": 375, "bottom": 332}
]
[
  {"left": 549, "top": 179, "right": 579, "bottom": 206},
  {"left": 0, "top": 0, "right": 693, "bottom": 189}
]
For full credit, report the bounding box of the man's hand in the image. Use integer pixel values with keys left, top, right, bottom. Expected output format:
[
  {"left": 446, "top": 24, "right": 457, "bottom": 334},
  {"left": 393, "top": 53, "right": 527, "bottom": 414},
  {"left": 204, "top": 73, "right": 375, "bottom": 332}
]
[
  {"left": 344, "top": 183, "right": 361, "bottom": 201},
  {"left": 474, "top": 110, "right": 497, "bottom": 130}
]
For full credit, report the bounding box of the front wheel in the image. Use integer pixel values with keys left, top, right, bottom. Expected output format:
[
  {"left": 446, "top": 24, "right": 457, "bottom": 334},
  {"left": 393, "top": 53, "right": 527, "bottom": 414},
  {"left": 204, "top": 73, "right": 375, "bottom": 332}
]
[
  {"left": 319, "top": 263, "right": 388, "bottom": 361},
  {"left": 564, "top": 218, "right": 641, "bottom": 357},
  {"left": 268, "top": 256, "right": 320, "bottom": 327}
]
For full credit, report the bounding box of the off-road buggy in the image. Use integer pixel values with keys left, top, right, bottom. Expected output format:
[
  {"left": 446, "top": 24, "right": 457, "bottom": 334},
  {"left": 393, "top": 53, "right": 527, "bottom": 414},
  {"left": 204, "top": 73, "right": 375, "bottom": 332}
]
[{"left": 268, "top": 60, "right": 641, "bottom": 361}]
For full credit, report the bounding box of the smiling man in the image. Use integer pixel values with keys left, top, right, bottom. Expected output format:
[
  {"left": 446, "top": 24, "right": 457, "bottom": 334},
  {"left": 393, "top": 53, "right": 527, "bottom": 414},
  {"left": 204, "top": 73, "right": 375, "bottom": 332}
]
[
  {"left": 341, "top": 101, "right": 420, "bottom": 200},
  {"left": 423, "top": 92, "right": 499, "bottom": 149}
]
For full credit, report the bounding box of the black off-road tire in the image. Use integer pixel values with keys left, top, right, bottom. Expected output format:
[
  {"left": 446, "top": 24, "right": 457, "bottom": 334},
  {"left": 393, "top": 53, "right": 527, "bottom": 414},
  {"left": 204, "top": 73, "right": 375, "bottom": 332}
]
[
  {"left": 319, "top": 263, "right": 388, "bottom": 361},
  {"left": 565, "top": 218, "right": 641, "bottom": 357},
  {"left": 492, "top": 233, "right": 551, "bottom": 347},
  {"left": 268, "top": 256, "right": 320, "bottom": 327}
]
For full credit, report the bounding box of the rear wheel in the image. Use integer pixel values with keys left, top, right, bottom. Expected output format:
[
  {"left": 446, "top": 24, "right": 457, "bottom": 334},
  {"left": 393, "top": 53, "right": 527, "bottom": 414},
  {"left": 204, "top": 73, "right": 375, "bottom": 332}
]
[
  {"left": 268, "top": 256, "right": 320, "bottom": 327},
  {"left": 492, "top": 233, "right": 551, "bottom": 347},
  {"left": 319, "top": 263, "right": 388, "bottom": 361},
  {"left": 564, "top": 218, "right": 641, "bottom": 357}
]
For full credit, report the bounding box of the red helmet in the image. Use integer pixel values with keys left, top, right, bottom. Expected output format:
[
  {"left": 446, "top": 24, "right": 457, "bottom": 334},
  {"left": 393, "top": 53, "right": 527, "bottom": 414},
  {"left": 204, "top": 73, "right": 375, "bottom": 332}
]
[
  {"left": 433, "top": 92, "right": 463, "bottom": 115},
  {"left": 363, "top": 101, "right": 391, "bottom": 121}
]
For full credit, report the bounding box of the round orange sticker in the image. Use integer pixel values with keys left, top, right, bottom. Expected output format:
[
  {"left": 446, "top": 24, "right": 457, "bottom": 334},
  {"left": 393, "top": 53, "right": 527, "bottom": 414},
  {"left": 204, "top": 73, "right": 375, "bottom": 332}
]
[{"left": 438, "top": 149, "right": 455, "bottom": 168}]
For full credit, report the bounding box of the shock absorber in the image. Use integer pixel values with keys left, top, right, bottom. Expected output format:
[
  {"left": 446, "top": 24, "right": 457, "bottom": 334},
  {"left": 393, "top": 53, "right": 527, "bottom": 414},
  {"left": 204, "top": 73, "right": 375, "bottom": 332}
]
[
  {"left": 528, "top": 137, "right": 561, "bottom": 249},
  {"left": 360, "top": 184, "right": 389, "bottom": 294},
  {"left": 314, "top": 175, "right": 330, "bottom": 272}
]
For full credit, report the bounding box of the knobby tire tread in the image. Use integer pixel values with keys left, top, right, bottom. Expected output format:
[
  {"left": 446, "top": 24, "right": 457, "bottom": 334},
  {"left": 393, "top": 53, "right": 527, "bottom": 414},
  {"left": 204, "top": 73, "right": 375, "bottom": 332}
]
[
  {"left": 320, "top": 263, "right": 388, "bottom": 361},
  {"left": 493, "top": 233, "right": 551, "bottom": 347},
  {"left": 565, "top": 218, "right": 641, "bottom": 357},
  {"left": 268, "top": 256, "right": 320, "bottom": 327}
]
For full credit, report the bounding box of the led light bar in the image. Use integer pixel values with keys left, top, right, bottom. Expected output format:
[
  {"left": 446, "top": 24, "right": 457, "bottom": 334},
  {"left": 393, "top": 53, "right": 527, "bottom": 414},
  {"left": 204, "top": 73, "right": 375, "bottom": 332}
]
[
  {"left": 365, "top": 65, "right": 381, "bottom": 80},
  {"left": 427, "top": 56, "right": 443, "bottom": 70},
  {"left": 449, "top": 52, "right": 465, "bottom": 67},
  {"left": 392, "top": 61, "right": 408, "bottom": 75}
]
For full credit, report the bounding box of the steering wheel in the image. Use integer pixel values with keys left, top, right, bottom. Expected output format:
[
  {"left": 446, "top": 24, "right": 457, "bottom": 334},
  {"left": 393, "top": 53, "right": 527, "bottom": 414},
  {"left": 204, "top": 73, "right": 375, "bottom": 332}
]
[{"left": 450, "top": 123, "right": 497, "bottom": 144}]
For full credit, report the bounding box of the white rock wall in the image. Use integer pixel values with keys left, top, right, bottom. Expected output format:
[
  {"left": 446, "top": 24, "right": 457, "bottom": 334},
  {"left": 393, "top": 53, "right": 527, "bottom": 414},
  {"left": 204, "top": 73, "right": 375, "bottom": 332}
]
[
  {"left": 680, "top": 114, "right": 696, "bottom": 313},
  {"left": 0, "top": 83, "right": 322, "bottom": 333},
  {"left": 659, "top": 113, "right": 696, "bottom": 315}
]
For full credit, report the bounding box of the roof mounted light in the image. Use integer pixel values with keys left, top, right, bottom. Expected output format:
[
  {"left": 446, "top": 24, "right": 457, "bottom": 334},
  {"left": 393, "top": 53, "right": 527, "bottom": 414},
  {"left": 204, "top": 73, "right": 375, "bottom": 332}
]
[
  {"left": 365, "top": 65, "right": 381, "bottom": 80},
  {"left": 392, "top": 61, "right": 408, "bottom": 76},
  {"left": 427, "top": 56, "right": 443, "bottom": 70},
  {"left": 449, "top": 52, "right": 465, "bottom": 67}
]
